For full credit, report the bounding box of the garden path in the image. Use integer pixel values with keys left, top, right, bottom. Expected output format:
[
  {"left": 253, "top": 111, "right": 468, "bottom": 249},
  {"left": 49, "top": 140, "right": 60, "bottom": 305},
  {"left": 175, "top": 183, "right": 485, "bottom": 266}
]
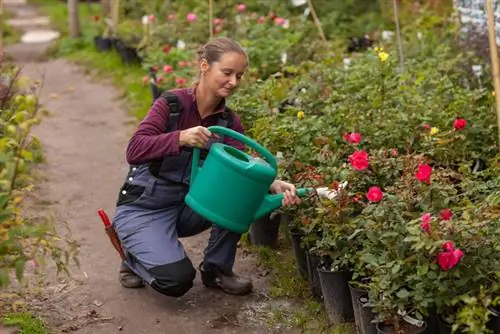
[{"left": 3, "top": 1, "right": 290, "bottom": 333}]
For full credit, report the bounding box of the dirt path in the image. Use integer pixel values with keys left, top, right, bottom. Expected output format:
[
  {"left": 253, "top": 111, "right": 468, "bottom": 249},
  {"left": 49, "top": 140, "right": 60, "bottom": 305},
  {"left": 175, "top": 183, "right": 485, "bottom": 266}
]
[{"left": 3, "top": 3, "right": 291, "bottom": 334}]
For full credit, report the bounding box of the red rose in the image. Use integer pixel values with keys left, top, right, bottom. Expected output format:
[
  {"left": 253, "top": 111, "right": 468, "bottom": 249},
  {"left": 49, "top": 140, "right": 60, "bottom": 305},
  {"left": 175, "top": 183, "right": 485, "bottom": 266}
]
[
  {"left": 420, "top": 213, "right": 431, "bottom": 233},
  {"left": 366, "top": 186, "right": 383, "bottom": 203},
  {"left": 437, "top": 247, "right": 464, "bottom": 271},
  {"left": 348, "top": 150, "right": 369, "bottom": 171},
  {"left": 453, "top": 118, "right": 467, "bottom": 130},
  {"left": 422, "top": 123, "right": 431, "bottom": 130},
  {"left": 162, "top": 45, "right": 171, "bottom": 54},
  {"left": 420, "top": 221, "right": 430, "bottom": 233},
  {"left": 440, "top": 208, "right": 453, "bottom": 221},
  {"left": 344, "top": 132, "right": 362, "bottom": 144},
  {"left": 415, "top": 164, "right": 432, "bottom": 184},
  {"left": 442, "top": 240, "right": 454, "bottom": 252},
  {"left": 391, "top": 148, "right": 398, "bottom": 157}
]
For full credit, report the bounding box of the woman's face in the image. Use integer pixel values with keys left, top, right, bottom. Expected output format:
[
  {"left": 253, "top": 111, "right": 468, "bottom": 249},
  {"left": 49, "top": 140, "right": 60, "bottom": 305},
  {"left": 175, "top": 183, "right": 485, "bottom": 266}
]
[{"left": 201, "top": 52, "right": 248, "bottom": 98}]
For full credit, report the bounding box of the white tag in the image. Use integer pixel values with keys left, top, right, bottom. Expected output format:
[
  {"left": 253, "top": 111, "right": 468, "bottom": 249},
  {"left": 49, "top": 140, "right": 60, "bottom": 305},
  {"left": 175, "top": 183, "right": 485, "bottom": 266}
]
[
  {"left": 177, "top": 40, "right": 186, "bottom": 50},
  {"left": 291, "top": 0, "right": 307, "bottom": 6},
  {"left": 382, "top": 30, "right": 394, "bottom": 41},
  {"left": 281, "top": 52, "right": 287, "bottom": 64},
  {"left": 283, "top": 19, "right": 290, "bottom": 29},
  {"left": 343, "top": 58, "right": 351, "bottom": 69},
  {"left": 472, "top": 64, "right": 483, "bottom": 77},
  {"left": 142, "top": 15, "right": 149, "bottom": 25}
]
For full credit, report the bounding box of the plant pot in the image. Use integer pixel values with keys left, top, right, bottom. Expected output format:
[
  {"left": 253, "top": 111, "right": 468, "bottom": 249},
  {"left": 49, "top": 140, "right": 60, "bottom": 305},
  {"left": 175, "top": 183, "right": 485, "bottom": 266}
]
[
  {"left": 306, "top": 252, "right": 322, "bottom": 302},
  {"left": 357, "top": 295, "right": 378, "bottom": 334},
  {"left": 115, "top": 40, "right": 141, "bottom": 66},
  {"left": 93, "top": 36, "right": 114, "bottom": 52},
  {"left": 349, "top": 281, "right": 375, "bottom": 334},
  {"left": 249, "top": 213, "right": 280, "bottom": 248},
  {"left": 421, "top": 308, "right": 439, "bottom": 334},
  {"left": 289, "top": 227, "right": 308, "bottom": 279},
  {"left": 376, "top": 320, "right": 427, "bottom": 334},
  {"left": 487, "top": 306, "right": 500, "bottom": 333},
  {"left": 437, "top": 314, "right": 462, "bottom": 334},
  {"left": 317, "top": 266, "right": 354, "bottom": 325}
]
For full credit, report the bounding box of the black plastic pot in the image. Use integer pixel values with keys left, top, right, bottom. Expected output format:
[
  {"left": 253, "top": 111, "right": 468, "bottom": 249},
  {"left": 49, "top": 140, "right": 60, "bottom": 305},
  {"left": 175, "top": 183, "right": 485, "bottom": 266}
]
[
  {"left": 115, "top": 40, "right": 141, "bottom": 65},
  {"left": 289, "top": 227, "right": 308, "bottom": 279},
  {"left": 306, "top": 252, "right": 323, "bottom": 302},
  {"left": 376, "top": 320, "right": 427, "bottom": 334},
  {"left": 357, "top": 295, "right": 378, "bottom": 334},
  {"left": 249, "top": 213, "right": 280, "bottom": 248},
  {"left": 487, "top": 307, "right": 500, "bottom": 333},
  {"left": 349, "top": 282, "right": 372, "bottom": 334},
  {"left": 93, "top": 36, "right": 114, "bottom": 52},
  {"left": 317, "top": 266, "right": 354, "bottom": 325}
]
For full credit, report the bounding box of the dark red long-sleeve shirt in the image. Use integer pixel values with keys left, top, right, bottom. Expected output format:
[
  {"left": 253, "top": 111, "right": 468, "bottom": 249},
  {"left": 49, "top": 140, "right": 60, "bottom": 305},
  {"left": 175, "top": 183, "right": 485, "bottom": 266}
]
[{"left": 126, "top": 88, "right": 246, "bottom": 165}]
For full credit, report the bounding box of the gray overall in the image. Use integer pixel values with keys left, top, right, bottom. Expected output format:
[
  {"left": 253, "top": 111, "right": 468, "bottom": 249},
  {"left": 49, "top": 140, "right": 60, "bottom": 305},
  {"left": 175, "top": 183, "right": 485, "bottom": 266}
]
[{"left": 112, "top": 92, "right": 241, "bottom": 297}]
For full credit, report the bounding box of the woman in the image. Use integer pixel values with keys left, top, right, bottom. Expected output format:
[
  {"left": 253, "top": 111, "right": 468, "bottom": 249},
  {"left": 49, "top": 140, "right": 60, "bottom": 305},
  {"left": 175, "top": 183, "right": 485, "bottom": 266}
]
[{"left": 112, "top": 37, "right": 300, "bottom": 298}]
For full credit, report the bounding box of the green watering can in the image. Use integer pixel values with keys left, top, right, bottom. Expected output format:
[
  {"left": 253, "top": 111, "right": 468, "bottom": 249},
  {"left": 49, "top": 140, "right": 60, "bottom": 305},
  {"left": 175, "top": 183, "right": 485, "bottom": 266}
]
[{"left": 185, "top": 126, "right": 311, "bottom": 233}]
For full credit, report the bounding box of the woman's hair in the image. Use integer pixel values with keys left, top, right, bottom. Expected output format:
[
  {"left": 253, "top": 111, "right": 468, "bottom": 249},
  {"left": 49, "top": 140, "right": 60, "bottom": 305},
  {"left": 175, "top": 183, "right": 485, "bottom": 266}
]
[{"left": 196, "top": 37, "right": 248, "bottom": 67}]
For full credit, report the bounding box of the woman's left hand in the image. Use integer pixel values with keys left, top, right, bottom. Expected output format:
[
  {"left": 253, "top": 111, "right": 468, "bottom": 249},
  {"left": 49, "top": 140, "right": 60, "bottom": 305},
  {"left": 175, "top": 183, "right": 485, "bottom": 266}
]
[{"left": 270, "top": 180, "right": 302, "bottom": 207}]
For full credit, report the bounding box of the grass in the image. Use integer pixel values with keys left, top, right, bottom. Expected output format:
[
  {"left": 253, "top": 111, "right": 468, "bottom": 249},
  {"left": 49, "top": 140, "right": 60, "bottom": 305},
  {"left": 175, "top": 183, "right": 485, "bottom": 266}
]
[
  {"left": 2, "top": 312, "right": 49, "bottom": 334},
  {"left": 245, "top": 226, "right": 356, "bottom": 334},
  {"left": 28, "top": 0, "right": 152, "bottom": 120}
]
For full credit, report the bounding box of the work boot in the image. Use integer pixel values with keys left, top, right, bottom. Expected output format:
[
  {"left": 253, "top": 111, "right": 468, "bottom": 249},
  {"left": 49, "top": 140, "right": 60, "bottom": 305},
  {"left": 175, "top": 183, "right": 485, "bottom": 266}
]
[
  {"left": 199, "top": 262, "right": 253, "bottom": 296},
  {"left": 119, "top": 262, "right": 145, "bottom": 288}
]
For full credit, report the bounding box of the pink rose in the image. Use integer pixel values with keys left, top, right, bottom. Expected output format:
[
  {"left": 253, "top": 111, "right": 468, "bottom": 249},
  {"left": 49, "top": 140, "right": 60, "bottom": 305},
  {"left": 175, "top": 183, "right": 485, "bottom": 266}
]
[
  {"left": 175, "top": 77, "right": 187, "bottom": 86},
  {"left": 440, "top": 208, "right": 453, "bottom": 221},
  {"left": 236, "top": 3, "right": 246, "bottom": 12},
  {"left": 415, "top": 164, "right": 432, "bottom": 184},
  {"left": 343, "top": 132, "right": 362, "bottom": 144},
  {"left": 366, "top": 186, "right": 383, "bottom": 203},
  {"left": 186, "top": 12, "right": 197, "bottom": 22},
  {"left": 163, "top": 65, "right": 173, "bottom": 73},
  {"left": 348, "top": 150, "right": 369, "bottom": 171}
]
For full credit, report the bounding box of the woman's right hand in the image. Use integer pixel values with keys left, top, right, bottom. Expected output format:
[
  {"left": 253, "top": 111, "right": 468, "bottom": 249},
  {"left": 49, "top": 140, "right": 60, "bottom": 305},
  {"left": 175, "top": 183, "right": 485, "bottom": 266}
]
[{"left": 179, "top": 126, "right": 216, "bottom": 148}]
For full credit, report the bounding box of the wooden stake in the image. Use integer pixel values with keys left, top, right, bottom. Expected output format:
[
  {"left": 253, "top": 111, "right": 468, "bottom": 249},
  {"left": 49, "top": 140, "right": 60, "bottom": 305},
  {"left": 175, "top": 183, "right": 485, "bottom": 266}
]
[
  {"left": 486, "top": 0, "right": 500, "bottom": 147},
  {"left": 209, "top": 0, "right": 213, "bottom": 39},
  {"left": 0, "top": 0, "right": 4, "bottom": 60},
  {"left": 306, "top": 0, "right": 326, "bottom": 42},
  {"left": 393, "top": 0, "right": 404, "bottom": 69}
]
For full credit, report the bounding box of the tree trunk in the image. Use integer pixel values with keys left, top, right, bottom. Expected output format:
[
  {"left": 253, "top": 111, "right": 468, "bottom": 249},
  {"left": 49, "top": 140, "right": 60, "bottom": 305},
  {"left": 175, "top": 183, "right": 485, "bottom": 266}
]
[
  {"left": 101, "top": 0, "right": 111, "bottom": 17},
  {"left": 68, "top": 0, "right": 81, "bottom": 38}
]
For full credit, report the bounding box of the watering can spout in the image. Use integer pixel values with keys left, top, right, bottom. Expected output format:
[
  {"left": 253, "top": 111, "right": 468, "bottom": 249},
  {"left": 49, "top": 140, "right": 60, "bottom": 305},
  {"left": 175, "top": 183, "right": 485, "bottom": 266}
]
[{"left": 253, "top": 187, "right": 313, "bottom": 221}]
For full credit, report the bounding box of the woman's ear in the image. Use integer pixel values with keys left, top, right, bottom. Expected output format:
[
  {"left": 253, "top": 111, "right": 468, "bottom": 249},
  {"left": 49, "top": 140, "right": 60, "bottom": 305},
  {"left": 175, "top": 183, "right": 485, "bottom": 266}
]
[{"left": 200, "top": 58, "right": 209, "bottom": 74}]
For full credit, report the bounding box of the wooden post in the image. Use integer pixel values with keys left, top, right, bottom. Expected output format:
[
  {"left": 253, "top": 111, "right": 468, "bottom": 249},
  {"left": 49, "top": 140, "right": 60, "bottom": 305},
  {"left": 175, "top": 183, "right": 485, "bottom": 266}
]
[
  {"left": 68, "top": 0, "right": 81, "bottom": 38},
  {"left": 306, "top": 0, "right": 326, "bottom": 42},
  {"left": 209, "top": 0, "right": 213, "bottom": 39},
  {"left": 393, "top": 0, "right": 404, "bottom": 69},
  {"left": 0, "top": 0, "right": 4, "bottom": 62},
  {"left": 486, "top": 0, "right": 500, "bottom": 147}
]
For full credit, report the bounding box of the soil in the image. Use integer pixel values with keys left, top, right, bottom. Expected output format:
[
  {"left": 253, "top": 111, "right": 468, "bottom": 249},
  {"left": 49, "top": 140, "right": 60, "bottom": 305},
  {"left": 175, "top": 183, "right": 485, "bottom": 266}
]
[{"left": 3, "top": 3, "right": 299, "bottom": 334}]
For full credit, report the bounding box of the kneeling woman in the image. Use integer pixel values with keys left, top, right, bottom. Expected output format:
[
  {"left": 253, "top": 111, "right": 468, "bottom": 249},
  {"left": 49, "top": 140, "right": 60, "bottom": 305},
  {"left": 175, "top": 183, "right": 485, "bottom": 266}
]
[{"left": 112, "top": 37, "right": 300, "bottom": 298}]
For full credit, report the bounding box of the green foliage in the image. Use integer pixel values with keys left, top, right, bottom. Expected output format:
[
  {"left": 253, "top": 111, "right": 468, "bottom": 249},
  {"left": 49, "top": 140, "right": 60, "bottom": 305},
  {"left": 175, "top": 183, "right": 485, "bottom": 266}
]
[
  {"left": 0, "top": 63, "right": 79, "bottom": 297},
  {"left": 2, "top": 312, "right": 49, "bottom": 334}
]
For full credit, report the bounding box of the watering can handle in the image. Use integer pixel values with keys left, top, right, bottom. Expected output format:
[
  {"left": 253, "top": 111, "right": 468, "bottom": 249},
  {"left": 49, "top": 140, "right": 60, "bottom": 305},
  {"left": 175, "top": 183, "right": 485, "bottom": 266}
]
[{"left": 190, "top": 126, "right": 277, "bottom": 184}]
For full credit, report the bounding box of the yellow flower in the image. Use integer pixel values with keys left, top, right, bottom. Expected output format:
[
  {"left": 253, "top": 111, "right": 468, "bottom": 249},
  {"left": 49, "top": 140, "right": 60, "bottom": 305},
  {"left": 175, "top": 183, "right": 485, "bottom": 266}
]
[
  {"left": 492, "top": 91, "right": 496, "bottom": 97},
  {"left": 430, "top": 127, "right": 440, "bottom": 135},
  {"left": 297, "top": 111, "right": 305, "bottom": 119},
  {"left": 378, "top": 52, "right": 389, "bottom": 62}
]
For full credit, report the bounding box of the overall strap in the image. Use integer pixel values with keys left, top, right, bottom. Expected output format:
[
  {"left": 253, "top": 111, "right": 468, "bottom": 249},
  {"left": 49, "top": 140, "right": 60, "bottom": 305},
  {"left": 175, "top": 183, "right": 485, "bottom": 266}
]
[{"left": 148, "top": 92, "right": 182, "bottom": 178}]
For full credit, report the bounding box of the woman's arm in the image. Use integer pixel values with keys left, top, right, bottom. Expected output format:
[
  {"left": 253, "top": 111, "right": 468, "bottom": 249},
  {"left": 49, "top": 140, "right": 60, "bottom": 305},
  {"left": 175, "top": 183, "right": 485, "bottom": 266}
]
[{"left": 126, "top": 98, "right": 182, "bottom": 165}]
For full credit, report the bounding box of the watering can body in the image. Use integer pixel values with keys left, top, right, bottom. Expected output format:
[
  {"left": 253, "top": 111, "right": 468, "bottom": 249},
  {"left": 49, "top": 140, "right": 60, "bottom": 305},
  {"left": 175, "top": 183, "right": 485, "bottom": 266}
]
[{"left": 185, "top": 126, "right": 309, "bottom": 233}]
